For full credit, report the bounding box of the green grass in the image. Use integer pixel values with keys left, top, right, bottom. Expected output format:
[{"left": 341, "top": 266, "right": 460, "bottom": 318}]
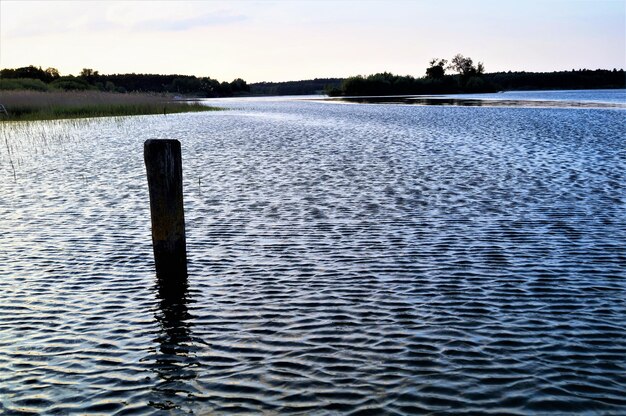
[{"left": 0, "top": 90, "right": 221, "bottom": 121}]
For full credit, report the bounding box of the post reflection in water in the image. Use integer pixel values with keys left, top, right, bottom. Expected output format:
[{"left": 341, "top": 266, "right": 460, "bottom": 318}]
[{"left": 151, "top": 273, "right": 198, "bottom": 411}]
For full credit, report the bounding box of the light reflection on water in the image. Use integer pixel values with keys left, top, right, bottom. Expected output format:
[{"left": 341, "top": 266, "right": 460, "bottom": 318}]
[
  {"left": 1, "top": 92, "right": 625, "bottom": 414},
  {"left": 325, "top": 89, "right": 626, "bottom": 108}
]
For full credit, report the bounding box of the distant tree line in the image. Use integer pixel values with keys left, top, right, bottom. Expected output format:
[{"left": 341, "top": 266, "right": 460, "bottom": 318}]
[
  {"left": 2, "top": 62, "right": 624, "bottom": 98},
  {"left": 249, "top": 78, "right": 344, "bottom": 96},
  {"left": 327, "top": 54, "right": 625, "bottom": 96},
  {"left": 0, "top": 65, "right": 249, "bottom": 97},
  {"left": 483, "top": 69, "right": 626, "bottom": 91}
]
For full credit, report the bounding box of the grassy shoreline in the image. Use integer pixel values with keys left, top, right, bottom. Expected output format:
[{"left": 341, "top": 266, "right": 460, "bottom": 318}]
[{"left": 0, "top": 90, "right": 221, "bottom": 121}]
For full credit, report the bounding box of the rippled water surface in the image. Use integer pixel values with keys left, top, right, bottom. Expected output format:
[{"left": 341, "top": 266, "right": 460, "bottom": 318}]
[{"left": 1, "top": 91, "right": 625, "bottom": 415}]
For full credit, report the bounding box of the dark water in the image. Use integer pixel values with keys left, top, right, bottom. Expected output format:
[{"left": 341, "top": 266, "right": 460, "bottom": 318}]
[
  {"left": 1, "top": 91, "right": 625, "bottom": 414},
  {"left": 327, "top": 89, "right": 626, "bottom": 108},
  {"left": 329, "top": 96, "right": 626, "bottom": 108}
]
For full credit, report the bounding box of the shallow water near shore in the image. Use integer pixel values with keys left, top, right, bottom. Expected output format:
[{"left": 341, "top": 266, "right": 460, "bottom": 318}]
[{"left": 1, "top": 90, "right": 625, "bottom": 414}]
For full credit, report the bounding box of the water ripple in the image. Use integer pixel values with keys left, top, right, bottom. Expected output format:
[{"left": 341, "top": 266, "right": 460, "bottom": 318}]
[{"left": 1, "top": 95, "right": 625, "bottom": 414}]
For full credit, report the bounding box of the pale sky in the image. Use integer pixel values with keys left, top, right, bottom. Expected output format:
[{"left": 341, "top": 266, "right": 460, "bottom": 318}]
[{"left": 1, "top": 0, "right": 624, "bottom": 83}]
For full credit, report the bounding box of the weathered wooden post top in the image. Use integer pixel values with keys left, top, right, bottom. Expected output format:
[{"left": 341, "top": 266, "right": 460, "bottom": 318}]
[{"left": 144, "top": 139, "right": 188, "bottom": 279}]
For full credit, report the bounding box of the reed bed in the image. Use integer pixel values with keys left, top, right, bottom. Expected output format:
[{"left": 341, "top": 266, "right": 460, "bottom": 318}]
[{"left": 0, "top": 90, "right": 219, "bottom": 121}]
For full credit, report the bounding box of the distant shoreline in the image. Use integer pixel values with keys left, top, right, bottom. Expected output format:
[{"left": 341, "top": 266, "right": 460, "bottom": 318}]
[{"left": 247, "top": 69, "right": 626, "bottom": 97}]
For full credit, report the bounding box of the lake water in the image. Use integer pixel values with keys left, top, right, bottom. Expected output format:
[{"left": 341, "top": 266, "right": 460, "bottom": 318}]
[
  {"left": 328, "top": 89, "right": 626, "bottom": 108},
  {"left": 1, "top": 90, "right": 625, "bottom": 415}
]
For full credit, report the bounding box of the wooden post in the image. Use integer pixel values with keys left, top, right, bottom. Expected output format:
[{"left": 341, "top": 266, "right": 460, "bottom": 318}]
[{"left": 144, "top": 139, "right": 188, "bottom": 279}]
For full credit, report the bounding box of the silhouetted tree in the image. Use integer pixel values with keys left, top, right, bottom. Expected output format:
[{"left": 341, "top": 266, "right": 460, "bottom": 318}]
[
  {"left": 80, "top": 68, "right": 98, "bottom": 78},
  {"left": 476, "top": 62, "right": 485, "bottom": 75},
  {"left": 426, "top": 58, "right": 447, "bottom": 79},
  {"left": 448, "top": 54, "right": 484, "bottom": 86},
  {"left": 448, "top": 53, "right": 485, "bottom": 77},
  {"left": 229, "top": 78, "right": 249, "bottom": 93},
  {"left": 79, "top": 68, "right": 100, "bottom": 85},
  {"left": 45, "top": 67, "right": 60, "bottom": 80},
  {"left": 0, "top": 65, "right": 58, "bottom": 82}
]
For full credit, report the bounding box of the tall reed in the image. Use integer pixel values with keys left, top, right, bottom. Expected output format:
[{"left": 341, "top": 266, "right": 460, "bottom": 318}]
[{"left": 0, "top": 90, "right": 220, "bottom": 121}]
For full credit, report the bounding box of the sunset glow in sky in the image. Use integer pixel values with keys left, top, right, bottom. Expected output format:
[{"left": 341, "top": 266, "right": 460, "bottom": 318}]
[{"left": 1, "top": 0, "right": 624, "bottom": 82}]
